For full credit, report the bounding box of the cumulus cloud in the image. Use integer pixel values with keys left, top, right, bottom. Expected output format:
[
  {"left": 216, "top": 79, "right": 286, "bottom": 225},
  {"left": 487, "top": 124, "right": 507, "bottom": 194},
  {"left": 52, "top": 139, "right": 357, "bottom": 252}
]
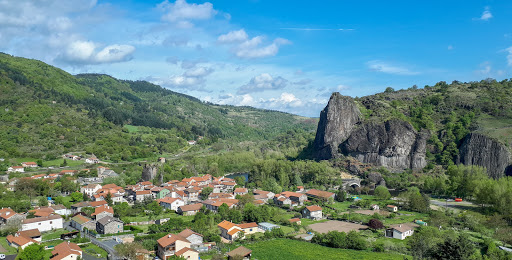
[
  {"left": 237, "top": 73, "right": 288, "bottom": 94},
  {"left": 263, "top": 92, "right": 303, "bottom": 108},
  {"left": 367, "top": 60, "right": 419, "bottom": 75},
  {"left": 151, "top": 64, "right": 214, "bottom": 91},
  {"left": 158, "top": 0, "right": 217, "bottom": 25},
  {"left": 218, "top": 30, "right": 291, "bottom": 59},
  {"left": 60, "top": 41, "right": 135, "bottom": 64},
  {"left": 217, "top": 29, "right": 248, "bottom": 43},
  {"left": 476, "top": 6, "right": 493, "bottom": 21}
]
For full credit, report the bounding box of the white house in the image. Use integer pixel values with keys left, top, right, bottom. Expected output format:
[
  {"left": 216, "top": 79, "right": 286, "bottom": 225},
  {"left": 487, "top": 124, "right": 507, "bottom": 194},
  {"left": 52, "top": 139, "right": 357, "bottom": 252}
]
[
  {"left": 157, "top": 197, "right": 185, "bottom": 211},
  {"left": 302, "top": 205, "right": 323, "bottom": 220},
  {"left": 21, "top": 162, "right": 38, "bottom": 168},
  {"left": 81, "top": 184, "right": 102, "bottom": 197},
  {"left": 85, "top": 155, "right": 99, "bottom": 164},
  {"left": 386, "top": 205, "right": 398, "bottom": 212},
  {"left": 7, "top": 166, "right": 24, "bottom": 173},
  {"left": 386, "top": 224, "right": 414, "bottom": 240},
  {"left": 21, "top": 215, "right": 63, "bottom": 232}
]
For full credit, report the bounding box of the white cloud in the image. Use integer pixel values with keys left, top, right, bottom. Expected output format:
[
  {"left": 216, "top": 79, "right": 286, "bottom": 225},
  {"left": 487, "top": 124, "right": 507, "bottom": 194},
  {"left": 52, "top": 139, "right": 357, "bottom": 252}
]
[
  {"left": 61, "top": 40, "right": 135, "bottom": 64},
  {"left": 218, "top": 30, "right": 291, "bottom": 59},
  {"left": 293, "top": 78, "right": 312, "bottom": 85},
  {"left": 159, "top": 0, "right": 217, "bottom": 24},
  {"left": 217, "top": 29, "right": 248, "bottom": 43},
  {"left": 506, "top": 47, "right": 512, "bottom": 66},
  {"left": 266, "top": 92, "right": 303, "bottom": 108},
  {"left": 238, "top": 94, "right": 255, "bottom": 106},
  {"left": 152, "top": 65, "right": 214, "bottom": 91},
  {"left": 237, "top": 73, "right": 288, "bottom": 94},
  {"left": 367, "top": 60, "right": 420, "bottom": 75},
  {"left": 477, "top": 6, "right": 493, "bottom": 21}
]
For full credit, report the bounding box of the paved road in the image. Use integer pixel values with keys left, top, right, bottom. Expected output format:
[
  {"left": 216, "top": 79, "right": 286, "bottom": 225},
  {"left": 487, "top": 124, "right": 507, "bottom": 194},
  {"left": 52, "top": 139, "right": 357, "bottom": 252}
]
[{"left": 430, "top": 199, "right": 477, "bottom": 213}]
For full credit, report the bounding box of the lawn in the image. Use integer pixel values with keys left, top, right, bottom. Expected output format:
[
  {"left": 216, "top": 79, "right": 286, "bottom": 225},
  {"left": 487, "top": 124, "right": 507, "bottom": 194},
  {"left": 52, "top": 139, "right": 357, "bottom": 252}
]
[
  {"left": 0, "top": 237, "right": 18, "bottom": 255},
  {"left": 43, "top": 158, "right": 84, "bottom": 167},
  {"left": 330, "top": 201, "right": 352, "bottom": 212},
  {"left": 124, "top": 124, "right": 140, "bottom": 133},
  {"left": 82, "top": 243, "right": 109, "bottom": 258},
  {"left": 383, "top": 211, "right": 428, "bottom": 225},
  {"left": 42, "top": 229, "right": 70, "bottom": 241},
  {"left": 300, "top": 218, "right": 328, "bottom": 227},
  {"left": 245, "top": 239, "right": 409, "bottom": 260}
]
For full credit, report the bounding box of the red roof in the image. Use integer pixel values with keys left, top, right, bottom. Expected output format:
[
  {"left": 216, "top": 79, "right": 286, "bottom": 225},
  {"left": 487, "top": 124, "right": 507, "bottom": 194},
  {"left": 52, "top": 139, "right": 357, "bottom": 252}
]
[
  {"left": 157, "top": 234, "right": 188, "bottom": 248},
  {"left": 306, "top": 189, "right": 335, "bottom": 199},
  {"left": 91, "top": 205, "right": 114, "bottom": 216},
  {"left": 306, "top": 205, "right": 322, "bottom": 212},
  {"left": 136, "top": 190, "right": 151, "bottom": 195}
]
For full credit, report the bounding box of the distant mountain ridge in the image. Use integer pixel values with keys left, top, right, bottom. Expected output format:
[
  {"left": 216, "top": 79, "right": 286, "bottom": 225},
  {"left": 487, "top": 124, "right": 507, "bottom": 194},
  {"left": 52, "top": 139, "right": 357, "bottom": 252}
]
[{"left": 0, "top": 53, "right": 315, "bottom": 160}]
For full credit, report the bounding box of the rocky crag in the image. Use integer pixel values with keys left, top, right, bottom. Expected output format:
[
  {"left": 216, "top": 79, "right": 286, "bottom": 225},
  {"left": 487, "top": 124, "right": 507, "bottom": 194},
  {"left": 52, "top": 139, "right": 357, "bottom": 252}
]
[
  {"left": 458, "top": 133, "right": 511, "bottom": 178},
  {"left": 314, "top": 92, "right": 512, "bottom": 177}
]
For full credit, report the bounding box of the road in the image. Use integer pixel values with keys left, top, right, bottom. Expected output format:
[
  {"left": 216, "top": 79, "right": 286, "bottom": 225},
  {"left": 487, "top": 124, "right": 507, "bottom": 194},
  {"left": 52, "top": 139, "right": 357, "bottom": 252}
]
[{"left": 430, "top": 199, "right": 478, "bottom": 213}]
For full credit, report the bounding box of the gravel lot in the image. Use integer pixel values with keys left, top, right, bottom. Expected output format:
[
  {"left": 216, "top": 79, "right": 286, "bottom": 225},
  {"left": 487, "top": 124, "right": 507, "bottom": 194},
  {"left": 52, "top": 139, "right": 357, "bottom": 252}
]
[{"left": 309, "top": 220, "right": 368, "bottom": 234}]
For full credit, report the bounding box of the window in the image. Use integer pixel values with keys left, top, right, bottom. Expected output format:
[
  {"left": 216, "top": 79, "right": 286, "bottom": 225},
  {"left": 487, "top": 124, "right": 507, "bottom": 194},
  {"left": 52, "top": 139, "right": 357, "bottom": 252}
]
[
  {"left": 38, "top": 223, "right": 41, "bottom": 225},
  {"left": 50, "top": 221, "right": 52, "bottom": 224}
]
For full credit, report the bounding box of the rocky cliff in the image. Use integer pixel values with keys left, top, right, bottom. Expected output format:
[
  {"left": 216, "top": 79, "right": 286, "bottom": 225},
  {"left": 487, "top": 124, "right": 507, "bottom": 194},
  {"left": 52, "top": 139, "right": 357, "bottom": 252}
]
[
  {"left": 339, "top": 120, "right": 428, "bottom": 170},
  {"left": 458, "top": 133, "right": 511, "bottom": 178},
  {"left": 313, "top": 92, "right": 362, "bottom": 160}
]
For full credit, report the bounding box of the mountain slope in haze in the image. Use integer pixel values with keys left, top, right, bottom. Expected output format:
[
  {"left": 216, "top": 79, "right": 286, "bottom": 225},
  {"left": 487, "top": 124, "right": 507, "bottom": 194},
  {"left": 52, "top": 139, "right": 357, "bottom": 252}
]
[
  {"left": 312, "top": 80, "right": 512, "bottom": 178},
  {"left": 0, "top": 53, "right": 316, "bottom": 160}
]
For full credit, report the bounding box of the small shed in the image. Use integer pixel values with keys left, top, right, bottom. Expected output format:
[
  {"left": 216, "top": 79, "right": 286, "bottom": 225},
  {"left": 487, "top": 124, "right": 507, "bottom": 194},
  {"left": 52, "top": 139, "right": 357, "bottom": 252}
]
[{"left": 227, "top": 246, "right": 252, "bottom": 260}]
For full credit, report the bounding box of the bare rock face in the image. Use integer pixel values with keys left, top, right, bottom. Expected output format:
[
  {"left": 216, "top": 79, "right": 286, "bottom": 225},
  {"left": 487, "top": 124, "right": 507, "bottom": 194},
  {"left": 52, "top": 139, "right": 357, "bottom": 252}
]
[
  {"left": 313, "top": 92, "right": 362, "bottom": 159},
  {"left": 458, "top": 133, "right": 511, "bottom": 178},
  {"left": 142, "top": 164, "right": 158, "bottom": 182},
  {"left": 339, "top": 120, "right": 428, "bottom": 170}
]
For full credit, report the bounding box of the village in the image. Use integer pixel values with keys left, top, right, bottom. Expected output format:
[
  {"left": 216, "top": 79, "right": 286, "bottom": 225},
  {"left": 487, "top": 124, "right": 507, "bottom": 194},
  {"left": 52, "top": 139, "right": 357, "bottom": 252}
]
[{"left": 0, "top": 154, "right": 432, "bottom": 260}]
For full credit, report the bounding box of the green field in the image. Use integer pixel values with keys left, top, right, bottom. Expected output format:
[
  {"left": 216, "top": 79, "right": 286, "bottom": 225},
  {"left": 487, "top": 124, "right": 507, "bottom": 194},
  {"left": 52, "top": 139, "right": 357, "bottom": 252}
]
[
  {"left": 121, "top": 212, "right": 194, "bottom": 223},
  {"left": 244, "top": 239, "right": 409, "bottom": 260},
  {"left": 82, "top": 243, "right": 109, "bottom": 258},
  {"left": 42, "top": 229, "right": 70, "bottom": 241},
  {"left": 124, "top": 125, "right": 140, "bottom": 133},
  {"left": 0, "top": 237, "right": 18, "bottom": 255}
]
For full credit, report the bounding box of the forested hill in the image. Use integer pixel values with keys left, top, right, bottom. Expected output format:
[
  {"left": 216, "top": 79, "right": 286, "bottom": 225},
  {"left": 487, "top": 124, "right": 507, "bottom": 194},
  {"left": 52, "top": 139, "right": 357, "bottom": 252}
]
[{"left": 0, "top": 53, "right": 316, "bottom": 160}]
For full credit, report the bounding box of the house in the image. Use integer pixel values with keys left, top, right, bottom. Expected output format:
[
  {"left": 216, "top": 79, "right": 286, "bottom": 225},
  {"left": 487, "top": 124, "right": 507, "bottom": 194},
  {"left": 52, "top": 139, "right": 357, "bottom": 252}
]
[
  {"left": 289, "top": 218, "right": 301, "bottom": 225},
  {"left": 184, "top": 188, "right": 199, "bottom": 202},
  {"left": 218, "top": 220, "right": 244, "bottom": 241},
  {"left": 233, "top": 188, "right": 248, "bottom": 196},
  {"left": 6, "top": 234, "right": 38, "bottom": 249},
  {"left": 21, "top": 162, "right": 38, "bottom": 168},
  {"left": 96, "top": 216, "right": 123, "bottom": 234},
  {"left": 30, "top": 207, "right": 54, "bottom": 217},
  {"left": 177, "top": 203, "right": 203, "bottom": 216},
  {"left": 296, "top": 186, "right": 304, "bottom": 192},
  {"left": 258, "top": 222, "right": 280, "bottom": 232},
  {"left": 85, "top": 155, "right": 99, "bottom": 164},
  {"left": 157, "top": 233, "right": 199, "bottom": 260},
  {"left": 386, "top": 205, "right": 398, "bottom": 212},
  {"left": 305, "top": 189, "right": 336, "bottom": 201},
  {"left": 51, "top": 241, "right": 83, "bottom": 260},
  {"left": 187, "top": 140, "right": 197, "bottom": 145},
  {"left": 70, "top": 214, "right": 96, "bottom": 231},
  {"left": 152, "top": 187, "right": 170, "bottom": 199},
  {"left": 303, "top": 205, "right": 323, "bottom": 220},
  {"left": 97, "top": 167, "right": 118, "bottom": 178},
  {"left": 237, "top": 223, "right": 260, "bottom": 236},
  {"left": 202, "top": 199, "right": 238, "bottom": 213},
  {"left": 21, "top": 215, "right": 63, "bottom": 232},
  {"left": 178, "top": 229, "right": 204, "bottom": 248},
  {"left": 252, "top": 190, "right": 275, "bottom": 202},
  {"left": 157, "top": 197, "right": 185, "bottom": 211},
  {"left": 273, "top": 191, "right": 307, "bottom": 207},
  {"left": 91, "top": 205, "right": 114, "bottom": 220},
  {"left": 7, "top": 166, "right": 24, "bottom": 173},
  {"left": 51, "top": 205, "right": 71, "bottom": 216},
  {"left": 60, "top": 170, "right": 77, "bottom": 176},
  {"left": 371, "top": 204, "right": 380, "bottom": 211},
  {"left": 386, "top": 224, "right": 414, "bottom": 240},
  {"left": 70, "top": 201, "right": 91, "bottom": 214},
  {"left": 16, "top": 229, "right": 41, "bottom": 242},
  {"left": 135, "top": 190, "right": 153, "bottom": 202},
  {"left": 159, "top": 157, "right": 166, "bottom": 163},
  {"left": 81, "top": 183, "right": 102, "bottom": 197},
  {"left": 227, "top": 246, "right": 252, "bottom": 260},
  {"left": 0, "top": 208, "right": 25, "bottom": 225}
]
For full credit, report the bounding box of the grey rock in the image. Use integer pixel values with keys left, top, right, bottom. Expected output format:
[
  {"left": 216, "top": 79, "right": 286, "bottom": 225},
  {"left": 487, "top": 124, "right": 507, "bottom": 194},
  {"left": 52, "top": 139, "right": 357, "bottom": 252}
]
[
  {"left": 458, "top": 133, "right": 511, "bottom": 178},
  {"left": 339, "top": 119, "right": 428, "bottom": 170},
  {"left": 313, "top": 92, "right": 362, "bottom": 159}
]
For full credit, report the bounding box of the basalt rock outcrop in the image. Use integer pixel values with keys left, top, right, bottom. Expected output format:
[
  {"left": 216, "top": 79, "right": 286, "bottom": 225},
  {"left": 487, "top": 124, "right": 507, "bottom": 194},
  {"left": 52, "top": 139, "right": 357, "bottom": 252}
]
[
  {"left": 339, "top": 120, "right": 428, "bottom": 170},
  {"left": 458, "top": 133, "right": 511, "bottom": 178},
  {"left": 313, "top": 92, "right": 428, "bottom": 171},
  {"left": 313, "top": 92, "right": 362, "bottom": 160}
]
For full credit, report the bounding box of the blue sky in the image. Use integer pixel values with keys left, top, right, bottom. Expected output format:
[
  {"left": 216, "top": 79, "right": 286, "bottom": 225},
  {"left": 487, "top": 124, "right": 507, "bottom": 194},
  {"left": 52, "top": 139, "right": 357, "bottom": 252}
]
[{"left": 1, "top": 0, "right": 511, "bottom": 117}]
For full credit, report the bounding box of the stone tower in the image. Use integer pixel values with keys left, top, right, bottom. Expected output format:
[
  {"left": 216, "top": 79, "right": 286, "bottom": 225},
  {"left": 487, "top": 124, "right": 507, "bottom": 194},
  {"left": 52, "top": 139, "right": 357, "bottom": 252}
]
[{"left": 142, "top": 164, "right": 158, "bottom": 182}]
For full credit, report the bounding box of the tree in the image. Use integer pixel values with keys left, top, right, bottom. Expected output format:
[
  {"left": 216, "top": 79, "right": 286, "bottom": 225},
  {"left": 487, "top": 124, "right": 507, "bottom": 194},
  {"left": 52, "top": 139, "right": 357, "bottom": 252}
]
[
  {"left": 17, "top": 244, "right": 46, "bottom": 260},
  {"left": 105, "top": 192, "right": 113, "bottom": 206},
  {"left": 431, "top": 234, "right": 475, "bottom": 260},
  {"left": 368, "top": 219, "right": 384, "bottom": 230},
  {"left": 200, "top": 186, "right": 213, "bottom": 200},
  {"left": 115, "top": 242, "right": 145, "bottom": 260},
  {"left": 70, "top": 192, "right": 83, "bottom": 202},
  {"left": 384, "top": 87, "right": 395, "bottom": 93},
  {"left": 336, "top": 189, "right": 347, "bottom": 202},
  {"left": 36, "top": 159, "right": 43, "bottom": 167},
  {"left": 61, "top": 159, "right": 68, "bottom": 167},
  {"left": 38, "top": 196, "right": 48, "bottom": 207},
  {"left": 374, "top": 186, "right": 391, "bottom": 200},
  {"left": 82, "top": 192, "right": 89, "bottom": 201},
  {"left": 82, "top": 207, "right": 95, "bottom": 217}
]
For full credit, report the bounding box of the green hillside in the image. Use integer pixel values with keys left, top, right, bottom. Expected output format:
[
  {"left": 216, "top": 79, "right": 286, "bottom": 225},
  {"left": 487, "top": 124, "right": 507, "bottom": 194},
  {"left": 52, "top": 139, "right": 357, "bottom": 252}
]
[
  {"left": 0, "top": 53, "right": 315, "bottom": 160},
  {"left": 353, "top": 80, "right": 512, "bottom": 166}
]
